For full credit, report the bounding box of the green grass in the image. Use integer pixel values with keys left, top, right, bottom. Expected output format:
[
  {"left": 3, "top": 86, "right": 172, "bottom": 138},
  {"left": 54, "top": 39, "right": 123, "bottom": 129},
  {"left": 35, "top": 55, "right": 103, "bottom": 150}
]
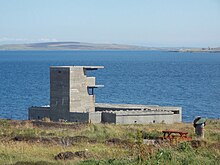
[{"left": 0, "top": 119, "right": 219, "bottom": 165}]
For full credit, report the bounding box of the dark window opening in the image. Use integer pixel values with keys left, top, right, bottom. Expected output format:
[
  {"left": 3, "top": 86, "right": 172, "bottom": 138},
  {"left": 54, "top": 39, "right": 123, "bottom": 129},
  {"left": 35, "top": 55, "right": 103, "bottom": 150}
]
[
  {"left": 153, "top": 120, "right": 155, "bottom": 123},
  {"left": 173, "top": 111, "right": 179, "bottom": 114},
  {"left": 87, "top": 87, "right": 94, "bottom": 95},
  {"left": 134, "top": 121, "right": 137, "bottom": 124},
  {"left": 38, "top": 116, "right": 40, "bottom": 119},
  {"left": 83, "top": 69, "right": 86, "bottom": 75},
  {"left": 58, "top": 71, "right": 61, "bottom": 73}
]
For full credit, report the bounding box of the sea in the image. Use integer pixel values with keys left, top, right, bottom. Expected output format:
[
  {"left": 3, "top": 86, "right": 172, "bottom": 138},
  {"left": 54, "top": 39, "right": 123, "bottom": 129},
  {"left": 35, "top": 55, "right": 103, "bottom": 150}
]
[{"left": 0, "top": 50, "right": 219, "bottom": 122}]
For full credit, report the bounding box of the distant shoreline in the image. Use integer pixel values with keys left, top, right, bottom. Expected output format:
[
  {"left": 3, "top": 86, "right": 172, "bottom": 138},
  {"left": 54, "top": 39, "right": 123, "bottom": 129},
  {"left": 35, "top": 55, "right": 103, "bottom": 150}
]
[
  {"left": 0, "top": 42, "right": 219, "bottom": 52},
  {"left": 169, "top": 50, "right": 220, "bottom": 53},
  {"left": 1, "top": 49, "right": 220, "bottom": 53}
]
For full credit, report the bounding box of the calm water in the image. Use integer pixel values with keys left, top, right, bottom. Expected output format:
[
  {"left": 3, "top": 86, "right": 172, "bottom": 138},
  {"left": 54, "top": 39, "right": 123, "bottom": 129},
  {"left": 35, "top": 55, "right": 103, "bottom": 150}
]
[{"left": 0, "top": 51, "right": 219, "bottom": 122}]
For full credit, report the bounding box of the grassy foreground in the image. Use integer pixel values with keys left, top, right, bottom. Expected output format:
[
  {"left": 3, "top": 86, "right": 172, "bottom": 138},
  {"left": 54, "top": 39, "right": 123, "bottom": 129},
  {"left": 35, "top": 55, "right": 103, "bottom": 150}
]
[{"left": 0, "top": 119, "right": 219, "bottom": 165}]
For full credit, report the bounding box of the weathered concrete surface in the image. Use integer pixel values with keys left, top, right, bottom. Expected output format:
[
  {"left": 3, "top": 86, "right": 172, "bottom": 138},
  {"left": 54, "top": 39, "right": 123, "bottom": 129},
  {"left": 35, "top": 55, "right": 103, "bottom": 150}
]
[
  {"left": 29, "top": 106, "right": 90, "bottom": 122},
  {"left": 50, "top": 66, "right": 103, "bottom": 113},
  {"left": 29, "top": 66, "right": 182, "bottom": 124},
  {"left": 96, "top": 103, "right": 182, "bottom": 124}
]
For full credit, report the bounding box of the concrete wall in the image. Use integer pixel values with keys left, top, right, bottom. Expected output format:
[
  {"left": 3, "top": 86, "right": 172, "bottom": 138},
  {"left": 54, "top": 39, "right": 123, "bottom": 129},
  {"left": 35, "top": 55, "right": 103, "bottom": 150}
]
[
  {"left": 69, "top": 67, "right": 95, "bottom": 113},
  {"left": 159, "top": 106, "right": 182, "bottom": 123},
  {"left": 89, "top": 112, "right": 102, "bottom": 123},
  {"left": 28, "top": 107, "right": 51, "bottom": 120},
  {"left": 95, "top": 103, "right": 182, "bottom": 123},
  {"left": 87, "top": 77, "right": 96, "bottom": 87},
  {"left": 68, "top": 112, "right": 89, "bottom": 122},
  {"left": 102, "top": 112, "right": 116, "bottom": 123},
  {"left": 50, "top": 67, "right": 70, "bottom": 113},
  {"left": 114, "top": 111, "right": 174, "bottom": 124},
  {"left": 100, "top": 110, "right": 175, "bottom": 124},
  {"left": 29, "top": 107, "right": 89, "bottom": 122},
  {"left": 174, "top": 108, "right": 182, "bottom": 123},
  {"left": 29, "top": 106, "right": 178, "bottom": 124}
]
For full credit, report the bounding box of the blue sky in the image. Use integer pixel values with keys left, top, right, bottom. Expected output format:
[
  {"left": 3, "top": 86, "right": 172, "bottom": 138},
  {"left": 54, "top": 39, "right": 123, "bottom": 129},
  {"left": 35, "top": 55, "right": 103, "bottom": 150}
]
[{"left": 0, "top": 0, "right": 219, "bottom": 47}]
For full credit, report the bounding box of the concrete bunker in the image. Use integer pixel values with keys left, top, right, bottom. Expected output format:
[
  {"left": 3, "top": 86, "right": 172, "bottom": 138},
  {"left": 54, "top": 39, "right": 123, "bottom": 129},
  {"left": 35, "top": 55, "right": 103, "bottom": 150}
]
[{"left": 29, "top": 66, "right": 182, "bottom": 124}]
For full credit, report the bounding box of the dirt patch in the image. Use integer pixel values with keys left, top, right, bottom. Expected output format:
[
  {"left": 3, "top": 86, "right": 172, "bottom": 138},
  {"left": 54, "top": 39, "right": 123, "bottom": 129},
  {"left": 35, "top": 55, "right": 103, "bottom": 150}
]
[
  {"left": 32, "top": 121, "right": 87, "bottom": 129},
  {"left": 12, "top": 135, "right": 91, "bottom": 146},
  {"left": 13, "top": 136, "right": 62, "bottom": 144},
  {"left": 209, "top": 143, "right": 220, "bottom": 149},
  {"left": 5, "top": 120, "right": 33, "bottom": 128},
  {"left": 54, "top": 150, "right": 91, "bottom": 160},
  {"left": 69, "top": 135, "right": 90, "bottom": 143},
  {"left": 106, "top": 138, "right": 122, "bottom": 144},
  {"left": 1, "top": 119, "right": 88, "bottom": 130},
  {"left": 59, "top": 136, "right": 90, "bottom": 146},
  {"left": 106, "top": 138, "right": 133, "bottom": 146},
  {"left": 191, "top": 140, "right": 207, "bottom": 148},
  {"left": 14, "top": 136, "right": 40, "bottom": 142},
  {"left": 13, "top": 161, "right": 55, "bottom": 165}
]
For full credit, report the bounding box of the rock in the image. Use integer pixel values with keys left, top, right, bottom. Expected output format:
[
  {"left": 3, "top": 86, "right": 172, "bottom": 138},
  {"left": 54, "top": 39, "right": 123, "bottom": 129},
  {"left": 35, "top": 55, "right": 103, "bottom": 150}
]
[
  {"left": 54, "top": 151, "right": 74, "bottom": 160},
  {"left": 143, "top": 139, "right": 156, "bottom": 145},
  {"left": 75, "top": 151, "right": 88, "bottom": 158},
  {"left": 54, "top": 150, "right": 90, "bottom": 160},
  {"left": 14, "top": 136, "right": 25, "bottom": 141},
  {"left": 106, "top": 138, "right": 122, "bottom": 144},
  {"left": 13, "top": 136, "right": 41, "bottom": 143},
  {"left": 42, "top": 117, "right": 51, "bottom": 122}
]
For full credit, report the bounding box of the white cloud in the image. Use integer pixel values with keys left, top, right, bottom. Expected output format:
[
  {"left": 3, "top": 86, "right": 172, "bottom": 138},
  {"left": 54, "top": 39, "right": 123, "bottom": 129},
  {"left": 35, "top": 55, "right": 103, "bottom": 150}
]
[
  {"left": 0, "top": 37, "right": 58, "bottom": 44},
  {"left": 0, "top": 37, "right": 28, "bottom": 42}
]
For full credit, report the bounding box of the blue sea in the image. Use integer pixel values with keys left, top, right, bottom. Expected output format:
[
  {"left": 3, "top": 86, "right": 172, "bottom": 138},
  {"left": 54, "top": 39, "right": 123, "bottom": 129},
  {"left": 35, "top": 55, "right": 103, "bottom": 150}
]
[{"left": 0, "top": 51, "right": 219, "bottom": 122}]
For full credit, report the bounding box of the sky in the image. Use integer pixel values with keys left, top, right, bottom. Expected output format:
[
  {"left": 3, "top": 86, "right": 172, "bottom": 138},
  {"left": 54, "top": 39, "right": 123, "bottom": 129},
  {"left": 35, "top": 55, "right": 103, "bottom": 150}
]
[{"left": 0, "top": 0, "right": 220, "bottom": 47}]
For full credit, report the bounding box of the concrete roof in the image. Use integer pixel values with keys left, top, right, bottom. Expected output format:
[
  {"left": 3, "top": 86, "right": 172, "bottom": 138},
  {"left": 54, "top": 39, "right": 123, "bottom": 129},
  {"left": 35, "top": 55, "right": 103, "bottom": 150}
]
[
  {"left": 111, "top": 110, "right": 174, "bottom": 115},
  {"left": 50, "top": 66, "right": 104, "bottom": 70},
  {"left": 95, "top": 103, "right": 181, "bottom": 111},
  {"left": 95, "top": 103, "right": 159, "bottom": 109},
  {"left": 82, "top": 66, "right": 104, "bottom": 70},
  {"left": 88, "top": 85, "right": 104, "bottom": 88}
]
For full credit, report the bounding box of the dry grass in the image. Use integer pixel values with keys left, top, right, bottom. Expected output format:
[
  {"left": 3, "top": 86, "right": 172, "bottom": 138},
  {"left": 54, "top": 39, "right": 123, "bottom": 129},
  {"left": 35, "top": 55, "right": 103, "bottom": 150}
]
[{"left": 0, "top": 119, "right": 219, "bottom": 164}]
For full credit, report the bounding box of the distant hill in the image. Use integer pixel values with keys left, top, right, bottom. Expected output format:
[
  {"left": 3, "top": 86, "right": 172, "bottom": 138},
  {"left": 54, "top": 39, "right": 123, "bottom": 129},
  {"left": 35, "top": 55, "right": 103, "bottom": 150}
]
[
  {"left": 0, "top": 42, "right": 154, "bottom": 51},
  {"left": 0, "top": 42, "right": 219, "bottom": 52}
]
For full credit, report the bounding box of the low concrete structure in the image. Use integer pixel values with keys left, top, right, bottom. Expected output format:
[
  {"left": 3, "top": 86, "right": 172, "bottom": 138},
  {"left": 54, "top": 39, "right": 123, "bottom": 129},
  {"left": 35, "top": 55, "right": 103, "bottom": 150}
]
[
  {"left": 29, "top": 66, "right": 182, "bottom": 124},
  {"left": 97, "top": 103, "right": 181, "bottom": 124}
]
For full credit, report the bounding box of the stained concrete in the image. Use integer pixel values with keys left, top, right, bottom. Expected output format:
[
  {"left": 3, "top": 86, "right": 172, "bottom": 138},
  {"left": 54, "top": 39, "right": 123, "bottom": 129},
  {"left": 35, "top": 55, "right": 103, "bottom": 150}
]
[
  {"left": 29, "top": 66, "right": 182, "bottom": 124},
  {"left": 96, "top": 103, "right": 182, "bottom": 124}
]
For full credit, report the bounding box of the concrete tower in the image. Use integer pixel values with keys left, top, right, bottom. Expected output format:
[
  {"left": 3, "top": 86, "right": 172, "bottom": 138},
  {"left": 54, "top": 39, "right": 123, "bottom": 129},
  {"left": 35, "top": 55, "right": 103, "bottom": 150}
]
[{"left": 50, "top": 66, "right": 104, "bottom": 113}]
